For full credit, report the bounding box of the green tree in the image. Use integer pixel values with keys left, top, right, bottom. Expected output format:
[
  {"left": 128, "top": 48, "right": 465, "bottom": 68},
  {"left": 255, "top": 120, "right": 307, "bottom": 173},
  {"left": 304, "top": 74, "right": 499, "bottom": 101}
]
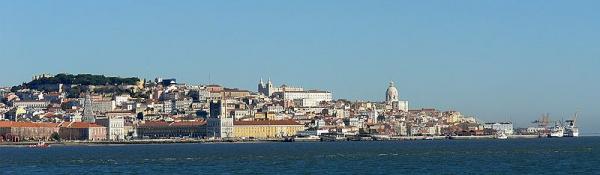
[{"left": 51, "top": 132, "right": 61, "bottom": 142}]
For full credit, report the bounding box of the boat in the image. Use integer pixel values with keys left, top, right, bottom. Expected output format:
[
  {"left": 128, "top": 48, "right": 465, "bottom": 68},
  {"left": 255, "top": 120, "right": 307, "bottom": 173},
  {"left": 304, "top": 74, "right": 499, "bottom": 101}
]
[
  {"left": 564, "top": 125, "right": 579, "bottom": 137},
  {"left": 548, "top": 123, "right": 564, "bottom": 138},
  {"left": 28, "top": 141, "right": 50, "bottom": 148},
  {"left": 495, "top": 132, "right": 508, "bottom": 140},
  {"left": 564, "top": 113, "right": 579, "bottom": 137},
  {"left": 423, "top": 136, "right": 435, "bottom": 140},
  {"left": 371, "top": 134, "right": 391, "bottom": 141},
  {"left": 320, "top": 133, "right": 347, "bottom": 142},
  {"left": 293, "top": 135, "right": 320, "bottom": 142}
]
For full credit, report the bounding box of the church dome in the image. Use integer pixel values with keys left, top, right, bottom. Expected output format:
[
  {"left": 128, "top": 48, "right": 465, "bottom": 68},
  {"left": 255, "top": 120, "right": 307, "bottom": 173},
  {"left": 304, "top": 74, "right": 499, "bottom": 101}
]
[{"left": 386, "top": 81, "right": 399, "bottom": 102}]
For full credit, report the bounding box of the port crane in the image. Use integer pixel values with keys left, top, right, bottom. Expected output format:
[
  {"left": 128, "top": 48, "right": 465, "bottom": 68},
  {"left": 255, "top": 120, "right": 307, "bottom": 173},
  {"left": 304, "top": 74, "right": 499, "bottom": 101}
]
[{"left": 531, "top": 113, "right": 550, "bottom": 135}]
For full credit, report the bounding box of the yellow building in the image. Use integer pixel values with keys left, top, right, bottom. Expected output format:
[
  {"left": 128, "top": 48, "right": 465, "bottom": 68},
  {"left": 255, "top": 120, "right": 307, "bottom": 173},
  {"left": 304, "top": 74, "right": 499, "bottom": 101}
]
[
  {"left": 233, "top": 120, "right": 305, "bottom": 139},
  {"left": 254, "top": 112, "right": 276, "bottom": 120},
  {"left": 446, "top": 111, "right": 462, "bottom": 124}
]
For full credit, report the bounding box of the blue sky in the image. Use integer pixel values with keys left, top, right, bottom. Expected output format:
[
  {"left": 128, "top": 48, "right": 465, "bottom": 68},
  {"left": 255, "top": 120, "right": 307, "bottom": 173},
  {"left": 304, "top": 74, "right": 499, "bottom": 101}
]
[{"left": 1, "top": 1, "right": 599, "bottom": 133}]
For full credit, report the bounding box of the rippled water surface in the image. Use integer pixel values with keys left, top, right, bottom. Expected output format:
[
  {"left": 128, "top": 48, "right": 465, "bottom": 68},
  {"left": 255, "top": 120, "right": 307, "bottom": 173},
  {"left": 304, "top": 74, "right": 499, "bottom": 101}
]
[{"left": 2, "top": 137, "right": 599, "bottom": 174}]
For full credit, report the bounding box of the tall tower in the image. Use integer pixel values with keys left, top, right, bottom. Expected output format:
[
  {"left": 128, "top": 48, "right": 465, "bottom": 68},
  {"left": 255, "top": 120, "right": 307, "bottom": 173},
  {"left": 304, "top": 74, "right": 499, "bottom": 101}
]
[
  {"left": 266, "top": 78, "right": 274, "bottom": 96},
  {"left": 82, "top": 94, "right": 95, "bottom": 123},
  {"left": 258, "top": 78, "right": 266, "bottom": 95}
]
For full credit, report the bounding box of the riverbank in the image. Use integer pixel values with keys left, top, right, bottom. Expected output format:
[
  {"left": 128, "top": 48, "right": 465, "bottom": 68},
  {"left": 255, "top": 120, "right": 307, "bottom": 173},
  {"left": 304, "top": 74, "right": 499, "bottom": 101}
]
[{"left": 0, "top": 135, "right": 558, "bottom": 147}]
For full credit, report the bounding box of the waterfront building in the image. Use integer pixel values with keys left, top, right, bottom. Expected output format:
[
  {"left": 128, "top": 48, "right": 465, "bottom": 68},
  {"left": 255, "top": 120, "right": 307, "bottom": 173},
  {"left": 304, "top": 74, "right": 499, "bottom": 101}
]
[
  {"left": 96, "top": 116, "right": 125, "bottom": 140},
  {"left": 59, "top": 122, "right": 107, "bottom": 141},
  {"left": 206, "top": 100, "right": 234, "bottom": 138},
  {"left": 233, "top": 120, "right": 305, "bottom": 139},
  {"left": 483, "top": 122, "right": 514, "bottom": 135},
  {"left": 135, "top": 121, "right": 206, "bottom": 139},
  {"left": 0, "top": 121, "right": 60, "bottom": 142}
]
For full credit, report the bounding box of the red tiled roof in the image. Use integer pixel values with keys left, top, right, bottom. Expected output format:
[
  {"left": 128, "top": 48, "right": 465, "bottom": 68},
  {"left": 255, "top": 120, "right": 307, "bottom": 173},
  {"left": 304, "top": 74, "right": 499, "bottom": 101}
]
[
  {"left": 0, "top": 121, "right": 61, "bottom": 128},
  {"left": 60, "top": 122, "right": 105, "bottom": 128},
  {"left": 233, "top": 120, "right": 302, "bottom": 126},
  {"left": 138, "top": 121, "right": 206, "bottom": 127},
  {"left": 169, "top": 121, "right": 206, "bottom": 126},
  {"left": 139, "top": 121, "right": 170, "bottom": 127}
]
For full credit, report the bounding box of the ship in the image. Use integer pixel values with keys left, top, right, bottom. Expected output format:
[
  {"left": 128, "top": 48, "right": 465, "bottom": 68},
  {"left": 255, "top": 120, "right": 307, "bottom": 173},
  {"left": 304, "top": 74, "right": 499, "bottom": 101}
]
[
  {"left": 548, "top": 122, "right": 564, "bottom": 138},
  {"left": 28, "top": 141, "right": 50, "bottom": 148},
  {"left": 293, "top": 135, "right": 321, "bottom": 142},
  {"left": 495, "top": 131, "right": 508, "bottom": 140},
  {"left": 564, "top": 112, "right": 580, "bottom": 137}
]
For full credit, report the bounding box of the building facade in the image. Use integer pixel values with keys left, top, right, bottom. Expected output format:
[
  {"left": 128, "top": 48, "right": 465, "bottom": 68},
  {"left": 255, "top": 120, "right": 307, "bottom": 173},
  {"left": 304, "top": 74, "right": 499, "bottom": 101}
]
[
  {"left": 233, "top": 120, "right": 305, "bottom": 139},
  {"left": 258, "top": 78, "right": 304, "bottom": 96},
  {"left": 0, "top": 121, "right": 60, "bottom": 142},
  {"left": 136, "top": 121, "right": 206, "bottom": 139},
  {"left": 96, "top": 116, "right": 125, "bottom": 140},
  {"left": 59, "top": 122, "right": 107, "bottom": 141}
]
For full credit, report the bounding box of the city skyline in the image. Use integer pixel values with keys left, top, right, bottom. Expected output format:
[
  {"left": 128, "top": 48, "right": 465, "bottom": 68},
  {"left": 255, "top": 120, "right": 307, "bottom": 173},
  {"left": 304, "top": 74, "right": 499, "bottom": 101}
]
[
  {"left": 1, "top": 1, "right": 599, "bottom": 133},
  {"left": 0, "top": 73, "right": 592, "bottom": 133}
]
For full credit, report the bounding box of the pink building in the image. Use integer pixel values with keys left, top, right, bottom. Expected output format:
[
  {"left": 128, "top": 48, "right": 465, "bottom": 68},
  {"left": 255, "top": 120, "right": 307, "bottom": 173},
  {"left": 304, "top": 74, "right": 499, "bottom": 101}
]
[{"left": 59, "top": 122, "right": 107, "bottom": 141}]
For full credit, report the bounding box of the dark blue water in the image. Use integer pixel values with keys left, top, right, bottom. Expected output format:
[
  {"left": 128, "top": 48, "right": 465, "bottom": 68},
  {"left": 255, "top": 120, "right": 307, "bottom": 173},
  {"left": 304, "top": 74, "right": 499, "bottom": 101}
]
[{"left": 2, "top": 137, "right": 599, "bottom": 174}]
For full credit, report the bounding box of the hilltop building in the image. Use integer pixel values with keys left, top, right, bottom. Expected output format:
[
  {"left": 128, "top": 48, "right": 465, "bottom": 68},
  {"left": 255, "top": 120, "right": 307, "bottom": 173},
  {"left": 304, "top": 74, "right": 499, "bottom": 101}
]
[
  {"left": 385, "top": 81, "right": 408, "bottom": 112},
  {"left": 257, "top": 78, "right": 303, "bottom": 96}
]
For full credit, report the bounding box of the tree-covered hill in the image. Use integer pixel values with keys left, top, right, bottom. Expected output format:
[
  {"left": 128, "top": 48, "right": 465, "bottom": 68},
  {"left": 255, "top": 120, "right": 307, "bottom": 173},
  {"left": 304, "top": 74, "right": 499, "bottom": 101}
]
[{"left": 19, "top": 74, "right": 140, "bottom": 90}]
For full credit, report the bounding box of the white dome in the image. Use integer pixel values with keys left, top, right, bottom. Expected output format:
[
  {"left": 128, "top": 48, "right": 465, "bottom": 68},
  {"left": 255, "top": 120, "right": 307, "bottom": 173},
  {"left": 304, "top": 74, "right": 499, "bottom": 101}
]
[{"left": 386, "top": 81, "right": 399, "bottom": 102}]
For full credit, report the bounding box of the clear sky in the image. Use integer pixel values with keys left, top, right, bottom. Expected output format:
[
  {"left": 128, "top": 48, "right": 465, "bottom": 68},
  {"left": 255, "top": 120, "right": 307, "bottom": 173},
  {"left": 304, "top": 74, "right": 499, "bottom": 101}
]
[{"left": 1, "top": 1, "right": 599, "bottom": 133}]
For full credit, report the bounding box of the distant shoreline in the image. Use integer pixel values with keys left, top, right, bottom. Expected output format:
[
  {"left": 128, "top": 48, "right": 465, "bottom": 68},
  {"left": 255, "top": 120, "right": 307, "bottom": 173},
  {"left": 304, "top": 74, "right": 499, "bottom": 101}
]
[{"left": 1, "top": 135, "right": 594, "bottom": 147}]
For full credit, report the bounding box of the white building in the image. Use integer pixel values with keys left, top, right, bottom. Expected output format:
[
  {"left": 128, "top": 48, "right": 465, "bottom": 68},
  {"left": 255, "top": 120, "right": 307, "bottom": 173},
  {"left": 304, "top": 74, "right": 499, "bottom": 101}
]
[
  {"left": 385, "top": 81, "right": 409, "bottom": 112},
  {"left": 257, "top": 78, "right": 304, "bottom": 96},
  {"left": 114, "top": 95, "right": 130, "bottom": 106},
  {"left": 276, "top": 90, "right": 332, "bottom": 107},
  {"left": 96, "top": 116, "right": 125, "bottom": 140},
  {"left": 206, "top": 117, "right": 234, "bottom": 138},
  {"left": 12, "top": 100, "right": 50, "bottom": 109},
  {"left": 484, "top": 122, "right": 514, "bottom": 135},
  {"left": 206, "top": 100, "right": 234, "bottom": 138},
  {"left": 233, "top": 109, "right": 250, "bottom": 120},
  {"left": 91, "top": 100, "right": 116, "bottom": 114}
]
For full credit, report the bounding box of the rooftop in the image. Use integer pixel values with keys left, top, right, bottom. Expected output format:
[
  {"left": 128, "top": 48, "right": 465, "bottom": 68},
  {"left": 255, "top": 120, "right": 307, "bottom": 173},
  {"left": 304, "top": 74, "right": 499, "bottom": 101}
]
[
  {"left": 0, "top": 121, "right": 61, "bottom": 128},
  {"left": 233, "top": 119, "right": 303, "bottom": 126}
]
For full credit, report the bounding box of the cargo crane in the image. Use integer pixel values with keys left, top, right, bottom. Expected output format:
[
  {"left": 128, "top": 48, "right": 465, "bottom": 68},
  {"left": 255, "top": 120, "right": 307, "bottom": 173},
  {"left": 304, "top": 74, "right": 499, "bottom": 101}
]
[{"left": 532, "top": 113, "right": 550, "bottom": 136}]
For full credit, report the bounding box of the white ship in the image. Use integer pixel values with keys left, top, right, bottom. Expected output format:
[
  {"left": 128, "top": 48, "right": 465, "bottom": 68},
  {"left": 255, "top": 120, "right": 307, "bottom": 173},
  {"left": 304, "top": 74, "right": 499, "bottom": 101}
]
[
  {"left": 564, "top": 112, "right": 579, "bottom": 137},
  {"left": 294, "top": 135, "right": 321, "bottom": 142},
  {"left": 495, "top": 132, "right": 508, "bottom": 140},
  {"left": 548, "top": 123, "right": 564, "bottom": 138}
]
